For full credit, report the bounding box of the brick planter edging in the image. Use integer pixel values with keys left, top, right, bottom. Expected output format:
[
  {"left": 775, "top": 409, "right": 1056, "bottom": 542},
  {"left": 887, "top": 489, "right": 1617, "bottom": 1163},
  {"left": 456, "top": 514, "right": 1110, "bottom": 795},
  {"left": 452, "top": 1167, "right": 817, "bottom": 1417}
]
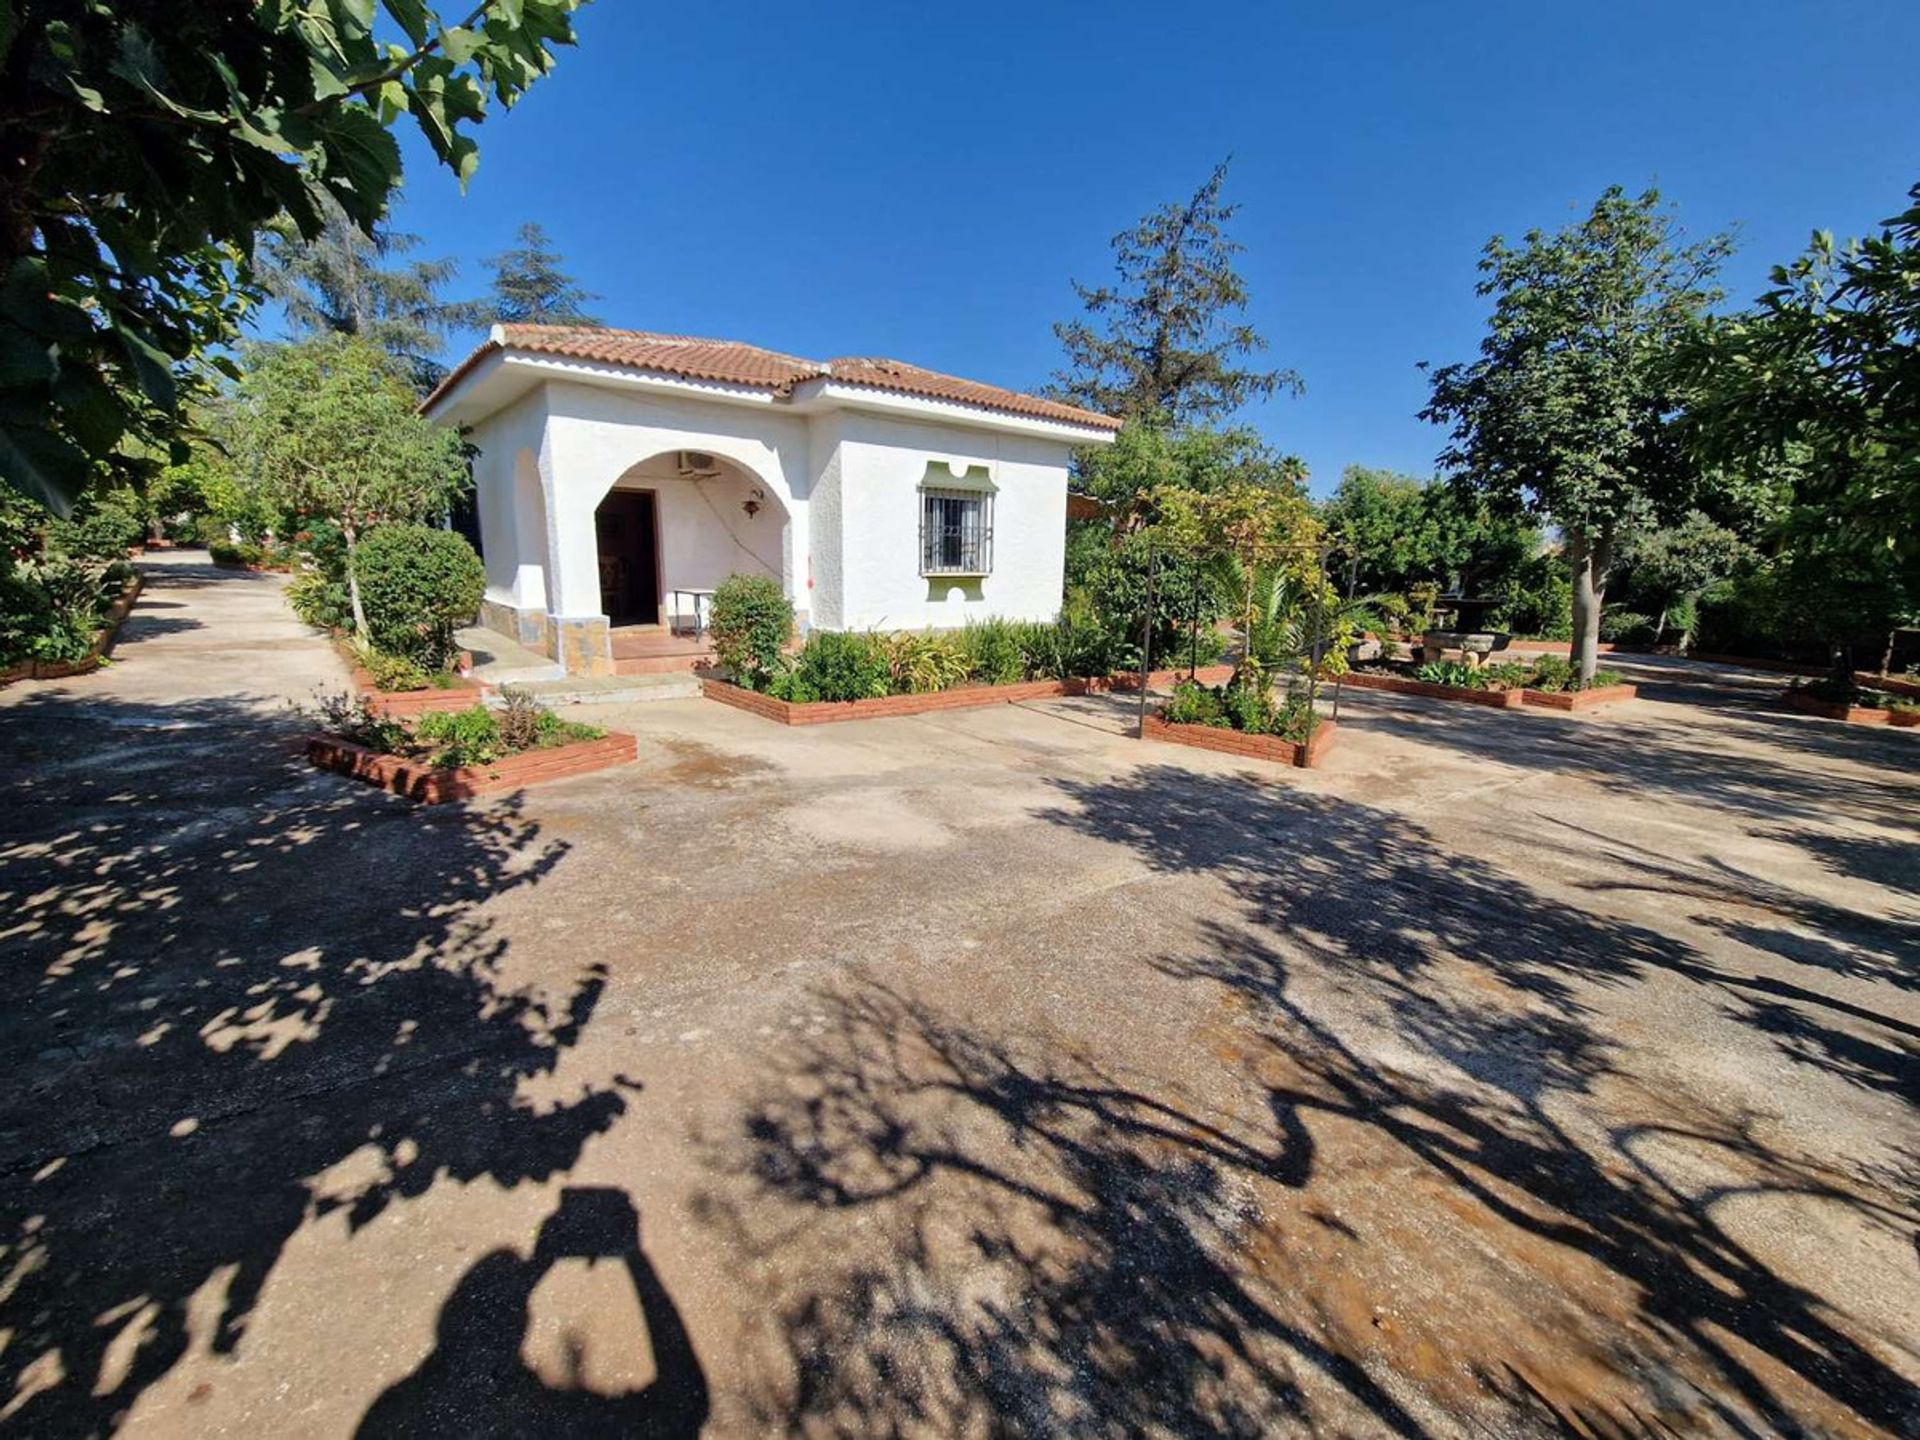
[
  {"left": 1520, "top": 683, "right": 1639, "bottom": 712},
  {"left": 1139, "top": 714, "right": 1338, "bottom": 769},
  {"left": 701, "top": 676, "right": 1071, "bottom": 725},
  {"left": 349, "top": 663, "right": 491, "bottom": 717},
  {"left": 1, "top": 571, "right": 143, "bottom": 686},
  {"left": 700, "top": 663, "right": 1246, "bottom": 726},
  {"left": 1782, "top": 690, "right": 1893, "bottom": 726},
  {"left": 1341, "top": 670, "right": 1526, "bottom": 708},
  {"left": 307, "top": 731, "right": 638, "bottom": 803},
  {"left": 1890, "top": 709, "right": 1920, "bottom": 728}
]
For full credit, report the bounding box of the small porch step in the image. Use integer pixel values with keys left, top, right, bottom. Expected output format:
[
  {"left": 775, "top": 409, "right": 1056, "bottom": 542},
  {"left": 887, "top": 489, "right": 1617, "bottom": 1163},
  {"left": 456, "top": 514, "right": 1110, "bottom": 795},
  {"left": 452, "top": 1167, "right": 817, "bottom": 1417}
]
[
  {"left": 514, "top": 672, "right": 701, "bottom": 706},
  {"left": 610, "top": 624, "right": 715, "bottom": 674}
]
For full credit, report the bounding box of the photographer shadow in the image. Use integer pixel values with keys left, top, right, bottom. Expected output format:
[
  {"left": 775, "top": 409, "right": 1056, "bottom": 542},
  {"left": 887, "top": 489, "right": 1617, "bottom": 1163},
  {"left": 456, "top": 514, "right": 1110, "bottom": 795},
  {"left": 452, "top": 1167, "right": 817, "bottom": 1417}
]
[{"left": 358, "top": 1187, "right": 710, "bottom": 1438}]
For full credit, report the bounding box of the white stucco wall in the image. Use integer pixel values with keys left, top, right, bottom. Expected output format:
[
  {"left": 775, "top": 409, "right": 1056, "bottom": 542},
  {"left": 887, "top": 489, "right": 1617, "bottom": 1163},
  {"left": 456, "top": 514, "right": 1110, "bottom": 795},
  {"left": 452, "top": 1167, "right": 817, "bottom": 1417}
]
[
  {"left": 460, "top": 372, "right": 1090, "bottom": 641},
  {"left": 538, "top": 379, "right": 812, "bottom": 623},
  {"left": 468, "top": 385, "right": 552, "bottom": 610},
  {"left": 829, "top": 412, "right": 1074, "bottom": 631}
]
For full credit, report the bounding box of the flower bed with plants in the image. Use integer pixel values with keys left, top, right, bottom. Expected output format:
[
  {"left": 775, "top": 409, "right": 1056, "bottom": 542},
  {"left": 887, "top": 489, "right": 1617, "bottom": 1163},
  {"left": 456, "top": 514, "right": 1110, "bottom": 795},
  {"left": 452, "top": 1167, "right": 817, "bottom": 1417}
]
[
  {"left": 1782, "top": 679, "right": 1918, "bottom": 728},
  {"left": 1141, "top": 675, "right": 1337, "bottom": 769},
  {"left": 306, "top": 688, "right": 633, "bottom": 803},
  {"left": 1, "top": 559, "right": 143, "bottom": 685},
  {"left": 1345, "top": 656, "right": 1636, "bottom": 712},
  {"left": 208, "top": 538, "right": 295, "bottom": 571},
  {"left": 700, "top": 574, "right": 1210, "bottom": 725},
  {"left": 341, "top": 641, "right": 489, "bottom": 717},
  {"left": 284, "top": 522, "right": 492, "bottom": 716}
]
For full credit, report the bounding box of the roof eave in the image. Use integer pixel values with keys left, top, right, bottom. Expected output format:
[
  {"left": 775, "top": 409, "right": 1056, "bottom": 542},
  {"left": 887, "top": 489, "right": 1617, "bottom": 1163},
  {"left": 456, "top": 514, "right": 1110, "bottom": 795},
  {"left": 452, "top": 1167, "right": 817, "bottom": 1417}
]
[{"left": 787, "top": 377, "right": 1120, "bottom": 443}]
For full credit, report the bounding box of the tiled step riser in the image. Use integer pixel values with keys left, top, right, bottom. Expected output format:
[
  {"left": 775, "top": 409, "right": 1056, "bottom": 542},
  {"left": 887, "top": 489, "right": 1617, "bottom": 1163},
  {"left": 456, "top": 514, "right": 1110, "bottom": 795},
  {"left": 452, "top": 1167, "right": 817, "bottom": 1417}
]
[{"left": 613, "top": 653, "right": 716, "bottom": 675}]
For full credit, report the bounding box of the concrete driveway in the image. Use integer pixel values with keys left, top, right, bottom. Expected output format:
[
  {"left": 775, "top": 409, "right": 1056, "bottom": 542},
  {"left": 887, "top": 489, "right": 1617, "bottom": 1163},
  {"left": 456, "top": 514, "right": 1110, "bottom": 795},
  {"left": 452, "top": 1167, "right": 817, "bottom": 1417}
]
[{"left": 2, "top": 552, "right": 1915, "bottom": 1437}]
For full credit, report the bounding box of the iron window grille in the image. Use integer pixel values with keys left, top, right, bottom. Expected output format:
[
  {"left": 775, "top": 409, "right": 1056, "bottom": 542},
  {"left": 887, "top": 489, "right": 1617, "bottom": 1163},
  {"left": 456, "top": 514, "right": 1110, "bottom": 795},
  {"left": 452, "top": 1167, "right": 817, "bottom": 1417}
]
[{"left": 920, "top": 489, "right": 993, "bottom": 576}]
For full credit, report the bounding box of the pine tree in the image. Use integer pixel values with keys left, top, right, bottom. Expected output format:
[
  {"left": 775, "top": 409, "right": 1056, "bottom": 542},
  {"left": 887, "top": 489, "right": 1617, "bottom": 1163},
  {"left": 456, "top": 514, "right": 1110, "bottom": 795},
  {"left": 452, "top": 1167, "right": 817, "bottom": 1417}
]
[
  {"left": 1052, "top": 161, "right": 1299, "bottom": 426},
  {"left": 484, "top": 223, "right": 602, "bottom": 326},
  {"left": 254, "top": 195, "right": 484, "bottom": 392}
]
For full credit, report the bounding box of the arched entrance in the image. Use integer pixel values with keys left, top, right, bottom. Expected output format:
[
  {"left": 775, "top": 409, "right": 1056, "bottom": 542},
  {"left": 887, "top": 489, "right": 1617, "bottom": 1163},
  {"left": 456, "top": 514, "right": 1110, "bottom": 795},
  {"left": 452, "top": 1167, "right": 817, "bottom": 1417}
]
[{"left": 591, "top": 450, "right": 790, "bottom": 668}]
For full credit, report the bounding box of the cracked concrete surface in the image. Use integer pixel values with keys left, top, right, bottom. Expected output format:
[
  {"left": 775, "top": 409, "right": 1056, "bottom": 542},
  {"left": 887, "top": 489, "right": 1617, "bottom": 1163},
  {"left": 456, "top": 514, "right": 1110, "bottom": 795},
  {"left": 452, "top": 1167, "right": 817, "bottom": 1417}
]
[{"left": 1, "top": 551, "right": 1915, "bottom": 1437}]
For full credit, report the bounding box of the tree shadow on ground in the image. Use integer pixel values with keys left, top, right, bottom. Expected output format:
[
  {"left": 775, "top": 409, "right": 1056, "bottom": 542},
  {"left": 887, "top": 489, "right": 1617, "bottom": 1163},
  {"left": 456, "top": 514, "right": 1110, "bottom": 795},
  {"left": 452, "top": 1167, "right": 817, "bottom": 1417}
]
[
  {"left": 0, "top": 691, "right": 631, "bottom": 1433},
  {"left": 712, "top": 978, "right": 1423, "bottom": 1438},
  {"left": 1767, "top": 826, "right": 1920, "bottom": 901},
  {"left": 1339, "top": 676, "right": 1919, "bottom": 833},
  {"left": 712, "top": 763, "right": 1916, "bottom": 1437}
]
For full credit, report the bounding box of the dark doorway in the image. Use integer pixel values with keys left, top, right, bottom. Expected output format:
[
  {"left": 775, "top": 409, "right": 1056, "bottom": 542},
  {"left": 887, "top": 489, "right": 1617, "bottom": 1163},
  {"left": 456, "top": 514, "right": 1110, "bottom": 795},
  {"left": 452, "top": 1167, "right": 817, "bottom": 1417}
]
[{"left": 595, "top": 490, "right": 660, "bottom": 626}]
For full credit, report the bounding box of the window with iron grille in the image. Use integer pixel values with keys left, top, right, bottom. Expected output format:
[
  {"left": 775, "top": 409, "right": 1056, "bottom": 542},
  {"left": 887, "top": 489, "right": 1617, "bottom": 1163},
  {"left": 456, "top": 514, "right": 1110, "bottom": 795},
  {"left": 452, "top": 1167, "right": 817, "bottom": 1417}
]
[{"left": 920, "top": 489, "right": 993, "bottom": 576}]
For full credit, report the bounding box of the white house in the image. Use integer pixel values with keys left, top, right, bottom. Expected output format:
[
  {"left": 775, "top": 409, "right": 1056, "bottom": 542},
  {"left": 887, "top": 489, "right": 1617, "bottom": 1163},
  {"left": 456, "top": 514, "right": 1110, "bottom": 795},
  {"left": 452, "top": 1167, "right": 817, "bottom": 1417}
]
[{"left": 421, "top": 325, "right": 1120, "bottom": 676}]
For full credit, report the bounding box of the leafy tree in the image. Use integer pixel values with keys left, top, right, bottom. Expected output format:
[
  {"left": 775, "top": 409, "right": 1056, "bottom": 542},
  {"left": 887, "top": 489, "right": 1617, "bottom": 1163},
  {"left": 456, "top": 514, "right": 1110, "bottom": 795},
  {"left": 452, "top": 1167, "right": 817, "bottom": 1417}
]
[
  {"left": 1616, "top": 512, "right": 1750, "bottom": 649},
  {"left": 256, "top": 196, "right": 484, "bottom": 390},
  {"left": 231, "top": 337, "right": 470, "bottom": 641},
  {"left": 1075, "top": 422, "right": 1305, "bottom": 528},
  {"left": 484, "top": 222, "right": 601, "bottom": 326},
  {"left": 1151, "top": 480, "right": 1337, "bottom": 699},
  {"left": 1322, "top": 465, "right": 1538, "bottom": 597},
  {"left": 1682, "top": 181, "right": 1920, "bottom": 677},
  {"left": 1422, "top": 186, "right": 1733, "bottom": 680},
  {"left": 1053, "top": 161, "right": 1300, "bottom": 426},
  {"left": 0, "top": 1, "right": 584, "bottom": 513}
]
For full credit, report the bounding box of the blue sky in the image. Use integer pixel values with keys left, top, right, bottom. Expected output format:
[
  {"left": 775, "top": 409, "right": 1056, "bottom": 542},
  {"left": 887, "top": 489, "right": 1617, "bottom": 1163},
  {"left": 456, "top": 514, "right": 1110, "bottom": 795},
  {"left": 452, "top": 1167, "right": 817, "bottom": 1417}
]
[{"left": 368, "top": 0, "right": 1919, "bottom": 496}]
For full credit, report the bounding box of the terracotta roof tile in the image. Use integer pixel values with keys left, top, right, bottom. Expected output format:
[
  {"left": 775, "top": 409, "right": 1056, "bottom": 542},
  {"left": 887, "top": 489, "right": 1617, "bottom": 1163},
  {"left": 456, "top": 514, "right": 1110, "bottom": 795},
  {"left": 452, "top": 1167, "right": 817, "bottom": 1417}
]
[
  {"left": 821, "top": 356, "right": 1118, "bottom": 429},
  {"left": 426, "top": 325, "right": 1119, "bottom": 431}
]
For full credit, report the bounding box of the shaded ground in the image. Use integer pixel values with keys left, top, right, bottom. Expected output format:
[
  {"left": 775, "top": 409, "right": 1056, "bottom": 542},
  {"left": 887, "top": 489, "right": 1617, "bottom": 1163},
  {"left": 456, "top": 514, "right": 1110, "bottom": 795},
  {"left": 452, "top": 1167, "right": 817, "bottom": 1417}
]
[{"left": 2, "top": 553, "right": 1915, "bottom": 1436}]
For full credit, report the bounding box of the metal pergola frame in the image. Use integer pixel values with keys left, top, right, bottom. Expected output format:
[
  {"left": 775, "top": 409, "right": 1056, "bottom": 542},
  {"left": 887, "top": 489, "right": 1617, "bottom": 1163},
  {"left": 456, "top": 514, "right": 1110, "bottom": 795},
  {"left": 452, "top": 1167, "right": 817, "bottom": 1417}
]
[{"left": 1132, "top": 535, "right": 1350, "bottom": 741}]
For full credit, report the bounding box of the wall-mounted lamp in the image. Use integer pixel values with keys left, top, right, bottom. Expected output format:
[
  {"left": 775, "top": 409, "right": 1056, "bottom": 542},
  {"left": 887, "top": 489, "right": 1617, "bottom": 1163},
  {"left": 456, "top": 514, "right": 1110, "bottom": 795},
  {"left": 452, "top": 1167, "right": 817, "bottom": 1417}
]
[{"left": 742, "top": 486, "right": 765, "bottom": 519}]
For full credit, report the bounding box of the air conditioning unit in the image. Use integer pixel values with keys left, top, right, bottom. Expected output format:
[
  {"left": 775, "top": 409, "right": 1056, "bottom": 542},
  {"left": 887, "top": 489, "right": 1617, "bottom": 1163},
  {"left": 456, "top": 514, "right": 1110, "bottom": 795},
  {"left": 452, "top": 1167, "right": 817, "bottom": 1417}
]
[{"left": 677, "top": 450, "right": 721, "bottom": 479}]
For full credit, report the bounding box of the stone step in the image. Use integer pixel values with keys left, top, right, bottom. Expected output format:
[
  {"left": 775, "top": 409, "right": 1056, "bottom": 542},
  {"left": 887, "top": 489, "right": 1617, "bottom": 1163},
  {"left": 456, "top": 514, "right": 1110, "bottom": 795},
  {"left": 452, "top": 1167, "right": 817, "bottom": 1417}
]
[
  {"left": 513, "top": 672, "right": 700, "bottom": 706},
  {"left": 612, "top": 651, "right": 715, "bottom": 675}
]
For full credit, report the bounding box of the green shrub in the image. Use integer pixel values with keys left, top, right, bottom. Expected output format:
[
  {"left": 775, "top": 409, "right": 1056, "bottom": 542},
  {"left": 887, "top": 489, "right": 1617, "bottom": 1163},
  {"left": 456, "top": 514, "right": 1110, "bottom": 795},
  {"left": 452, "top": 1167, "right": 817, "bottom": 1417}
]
[
  {"left": 357, "top": 645, "right": 432, "bottom": 692},
  {"left": 886, "top": 631, "right": 970, "bottom": 694},
  {"left": 52, "top": 496, "right": 144, "bottom": 560},
  {"left": 1479, "top": 660, "right": 1533, "bottom": 691},
  {"left": 709, "top": 574, "right": 792, "bottom": 689},
  {"left": 287, "top": 570, "right": 353, "bottom": 633},
  {"left": 1020, "top": 617, "right": 1116, "bottom": 680},
  {"left": 1413, "top": 659, "right": 1484, "bottom": 689},
  {"left": 1163, "top": 678, "right": 1227, "bottom": 727},
  {"left": 414, "top": 705, "right": 502, "bottom": 768},
  {"left": 958, "top": 618, "right": 1027, "bottom": 686},
  {"left": 772, "top": 630, "right": 892, "bottom": 703},
  {"left": 352, "top": 523, "right": 485, "bottom": 669},
  {"left": 1162, "top": 676, "right": 1318, "bottom": 742},
  {"left": 0, "top": 557, "right": 106, "bottom": 664},
  {"left": 1372, "top": 592, "right": 1412, "bottom": 635},
  {"left": 496, "top": 685, "right": 545, "bottom": 750},
  {"left": 1526, "top": 655, "right": 1576, "bottom": 692},
  {"left": 1599, "top": 610, "right": 1655, "bottom": 646}
]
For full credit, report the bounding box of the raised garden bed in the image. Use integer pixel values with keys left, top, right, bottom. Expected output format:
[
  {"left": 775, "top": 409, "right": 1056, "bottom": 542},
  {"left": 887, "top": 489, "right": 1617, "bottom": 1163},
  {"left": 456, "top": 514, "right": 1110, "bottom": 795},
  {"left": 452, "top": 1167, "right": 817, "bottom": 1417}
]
[
  {"left": 1783, "top": 690, "right": 1893, "bottom": 726},
  {"left": 1521, "top": 682, "right": 1638, "bottom": 712},
  {"left": 700, "top": 663, "right": 1240, "bottom": 727},
  {"left": 0, "top": 569, "right": 143, "bottom": 685},
  {"left": 1140, "top": 713, "right": 1337, "bottom": 769},
  {"left": 1341, "top": 669, "right": 1525, "bottom": 708},
  {"left": 307, "top": 731, "right": 637, "bottom": 803},
  {"left": 349, "top": 662, "right": 490, "bottom": 718}
]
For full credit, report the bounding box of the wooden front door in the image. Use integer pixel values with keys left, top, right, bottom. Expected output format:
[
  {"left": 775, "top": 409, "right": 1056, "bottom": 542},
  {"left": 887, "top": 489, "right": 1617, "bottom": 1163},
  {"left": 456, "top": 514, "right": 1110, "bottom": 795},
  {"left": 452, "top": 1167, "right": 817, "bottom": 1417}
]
[{"left": 595, "top": 490, "right": 660, "bottom": 626}]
